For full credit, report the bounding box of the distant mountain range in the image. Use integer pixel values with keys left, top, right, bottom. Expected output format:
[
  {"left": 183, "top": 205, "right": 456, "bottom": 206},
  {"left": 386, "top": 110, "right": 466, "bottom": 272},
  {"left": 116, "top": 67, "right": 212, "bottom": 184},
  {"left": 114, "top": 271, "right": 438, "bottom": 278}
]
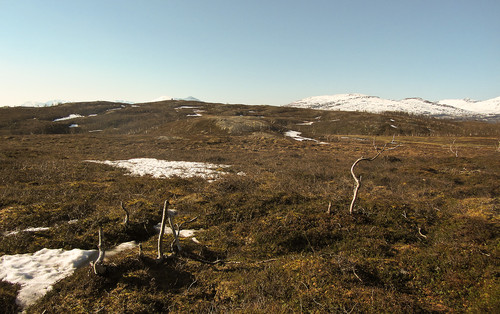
[
  {"left": 150, "top": 96, "right": 201, "bottom": 102},
  {"left": 287, "top": 94, "right": 500, "bottom": 119},
  {"left": 7, "top": 96, "right": 202, "bottom": 108}
]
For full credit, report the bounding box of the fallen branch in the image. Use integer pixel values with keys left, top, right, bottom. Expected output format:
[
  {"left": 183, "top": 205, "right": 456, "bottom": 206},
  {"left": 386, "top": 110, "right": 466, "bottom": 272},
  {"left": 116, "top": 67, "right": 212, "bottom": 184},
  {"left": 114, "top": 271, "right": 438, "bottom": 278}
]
[{"left": 418, "top": 227, "right": 427, "bottom": 239}]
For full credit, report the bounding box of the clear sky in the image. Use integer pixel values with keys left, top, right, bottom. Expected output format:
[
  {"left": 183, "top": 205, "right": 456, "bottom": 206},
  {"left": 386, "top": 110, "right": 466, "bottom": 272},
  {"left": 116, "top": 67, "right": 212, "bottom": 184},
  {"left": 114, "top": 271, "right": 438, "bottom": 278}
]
[{"left": 1, "top": 0, "right": 499, "bottom": 106}]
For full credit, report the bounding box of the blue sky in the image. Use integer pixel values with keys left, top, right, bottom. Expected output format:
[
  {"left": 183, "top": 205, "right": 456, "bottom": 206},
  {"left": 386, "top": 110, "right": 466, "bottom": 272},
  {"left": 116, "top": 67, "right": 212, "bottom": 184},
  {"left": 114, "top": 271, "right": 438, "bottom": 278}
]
[{"left": 1, "top": 0, "right": 499, "bottom": 106}]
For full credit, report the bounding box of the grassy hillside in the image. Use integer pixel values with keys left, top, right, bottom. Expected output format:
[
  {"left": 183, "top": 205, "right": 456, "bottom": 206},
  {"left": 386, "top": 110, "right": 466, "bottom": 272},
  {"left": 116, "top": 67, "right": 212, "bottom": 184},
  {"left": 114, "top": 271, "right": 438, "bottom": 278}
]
[{"left": 0, "top": 101, "right": 499, "bottom": 312}]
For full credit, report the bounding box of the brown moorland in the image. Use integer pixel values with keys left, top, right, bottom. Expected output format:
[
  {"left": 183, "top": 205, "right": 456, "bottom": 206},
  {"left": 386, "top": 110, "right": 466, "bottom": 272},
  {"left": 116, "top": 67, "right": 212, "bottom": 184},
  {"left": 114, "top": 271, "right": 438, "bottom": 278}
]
[{"left": 0, "top": 100, "right": 499, "bottom": 312}]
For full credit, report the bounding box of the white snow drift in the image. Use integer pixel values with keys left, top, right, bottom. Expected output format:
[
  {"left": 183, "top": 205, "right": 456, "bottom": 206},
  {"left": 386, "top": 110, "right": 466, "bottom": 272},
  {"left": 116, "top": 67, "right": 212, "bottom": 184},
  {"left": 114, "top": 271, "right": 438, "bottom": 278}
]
[
  {"left": 0, "top": 241, "right": 138, "bottom": 309},
  {"left": 0, "top": 248, "right": 97, "bottom": 308},
  {"left": 53, "top": 114, "right": 84, "bottom": 122},
  {"left": 85, "top": 158, "right": 230, "bottom": 179}
]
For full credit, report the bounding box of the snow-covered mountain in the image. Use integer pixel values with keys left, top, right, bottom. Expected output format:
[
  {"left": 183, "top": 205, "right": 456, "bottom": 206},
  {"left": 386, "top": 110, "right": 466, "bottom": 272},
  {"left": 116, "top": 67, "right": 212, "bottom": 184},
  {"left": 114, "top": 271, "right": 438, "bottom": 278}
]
[
  {"left": 149, "top": 96, "right": 201, "bottom": 102},
  {"left": 2, "top": 96, "right": 203, "bottom": 107},
  {"left": 437, "top": 97, "right": 500, "bottom": 115},
  {"left": 287, "top": 94, "right": 499, "bottom": 118},
  {"left": 19, "top": 100, "right": 68, "bottom": 107}
]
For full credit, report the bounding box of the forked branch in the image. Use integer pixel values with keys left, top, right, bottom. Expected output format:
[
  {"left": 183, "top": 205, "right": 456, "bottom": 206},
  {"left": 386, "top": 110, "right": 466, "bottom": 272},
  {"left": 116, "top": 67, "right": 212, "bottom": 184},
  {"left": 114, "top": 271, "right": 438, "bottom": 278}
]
[
  {"left": 168, "top": 209, "right": 182, "bottom": 253},
  {"left": 349, "top": 138, "right": 400, "bottom": 214},
  {"left": 121, "top": 201, "right": 130, "bottom": 226}
]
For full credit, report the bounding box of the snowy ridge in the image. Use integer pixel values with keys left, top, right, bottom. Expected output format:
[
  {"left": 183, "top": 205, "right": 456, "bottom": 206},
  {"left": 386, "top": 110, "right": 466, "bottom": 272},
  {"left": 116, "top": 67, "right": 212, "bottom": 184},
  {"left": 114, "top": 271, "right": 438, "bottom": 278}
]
[
  {"left": 287, "top": 94, "right": 499, "bottom": 118},
  {"left": 149, "top": 96, "right": 201, "bottom": 102},
  {"left": 438, "top": 97, "right": 500, "bottom": 115},
  {"left": 19, "top": 99, "right": 68, "bottom": 107}
]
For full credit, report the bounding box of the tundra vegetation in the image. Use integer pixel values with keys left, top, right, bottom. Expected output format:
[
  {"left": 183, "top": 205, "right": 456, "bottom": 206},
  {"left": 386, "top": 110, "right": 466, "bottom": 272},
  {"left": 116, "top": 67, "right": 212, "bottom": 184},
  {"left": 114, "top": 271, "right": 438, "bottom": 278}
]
[{"left": 0, "top": 100, "right": 499, "bottom": 312}]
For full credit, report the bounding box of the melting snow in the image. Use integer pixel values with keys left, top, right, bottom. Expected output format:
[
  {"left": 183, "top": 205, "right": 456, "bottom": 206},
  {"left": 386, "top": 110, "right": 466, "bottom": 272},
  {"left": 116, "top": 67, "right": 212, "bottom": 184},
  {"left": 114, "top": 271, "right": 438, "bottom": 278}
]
[
  {"left": 390, "top": 124, "right": 398, "bottom": 129},
  {"left": 285, "top": 130, "right": 327, "bottom": 144},
  {"left": 296, "top": 121, "right": 314, "bottom": 125},
  {"left": 53, "top": 114, "right": 83, "bottom": 122},
  {"left": 0, "top": 242, "right": 137, "bottom": 309},
  {"left": 69, "top": 124, "right": 79, "bottom": 128},
  {"left": 0, "top": 248, "right": 97, "bottom": 308},
  {"left": 175, "top": 106, "right": 199, "bottom": 110},
  {"left": 85, "top": 158, "right": 230, "bottom": 179},
  {"left": 154, "top": 224, "right": 200, "bottom": 238},
  {"left": 4, "top": 227, "right": 50, "bottom": 237}
]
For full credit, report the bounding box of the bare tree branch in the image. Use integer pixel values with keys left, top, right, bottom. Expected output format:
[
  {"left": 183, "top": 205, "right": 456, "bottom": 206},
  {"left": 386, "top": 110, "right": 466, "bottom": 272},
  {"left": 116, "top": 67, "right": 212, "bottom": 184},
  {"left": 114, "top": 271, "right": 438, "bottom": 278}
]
[
  {"left": 93, "top": 226, "right": 106, "bottom": 275},
  {"left": 168, "top": 210, "right": 182, "bottom": 253},
  {"left": 450, "top": 139, "right": 459, "bottom": 157},
  {"left": 157, "top": 200, "right": 169, "bottom": 261},
  {"left": 349, "top": 138, "right": 400, "bottom": 214},
  {"left": 120, "top": 201, "right": 130, "bottom": 227}
]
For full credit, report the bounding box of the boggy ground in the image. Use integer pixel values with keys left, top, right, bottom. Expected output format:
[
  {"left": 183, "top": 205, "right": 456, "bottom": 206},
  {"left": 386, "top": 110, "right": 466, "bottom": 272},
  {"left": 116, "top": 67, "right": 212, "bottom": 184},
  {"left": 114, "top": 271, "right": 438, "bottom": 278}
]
[{"left": 0, "top": 102, "right": 499, "bottom": 312}]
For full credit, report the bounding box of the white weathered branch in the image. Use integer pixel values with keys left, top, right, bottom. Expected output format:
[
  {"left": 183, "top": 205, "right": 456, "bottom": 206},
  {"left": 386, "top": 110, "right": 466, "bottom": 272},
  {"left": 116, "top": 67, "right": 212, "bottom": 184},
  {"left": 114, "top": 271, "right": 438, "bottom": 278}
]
[
  {"left": 450, "top": 139, "right": 459, "bottom": 157},
  {"left": 348, "top": 139, "right": 400, "bottom": 214},
  {"left": 93, "top": 226, "right": 106, "bottom": 275},
  {"left": 418, "top": 227, "right": 427, "bottom": 239},
  {"left": 157, "top": 200, "right": 169, "bottom": 261}
]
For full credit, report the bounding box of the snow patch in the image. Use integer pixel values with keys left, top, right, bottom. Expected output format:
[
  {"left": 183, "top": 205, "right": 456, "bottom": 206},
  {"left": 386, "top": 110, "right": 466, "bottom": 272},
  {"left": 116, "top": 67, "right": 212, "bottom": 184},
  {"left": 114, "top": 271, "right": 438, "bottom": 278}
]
[
  {"left": 296, "top": 121, "right": 314, "bottom": 125},
  {"left": 175, "top": 106, "right": 200, "bottom": 110},
  {"left": 0, "top": 248, "right": 97, "bottom": 308},
  {"left": 0, "top": 241, "right": 137, "bottom": 309},
  {"left": 53, "top": 114, "right": 83, "bottom": 122},
  {"left": 154, "top": 224, "right": 200, "bottom": 238},
  {"left": 285, "top": 130, "right": 327, "bottom": 144},
  {"left": 4, "top": 227, "right": 50, "bottom": 237},
  {"left": 85, "top": 158, "right": 231, "bottom": 179}
]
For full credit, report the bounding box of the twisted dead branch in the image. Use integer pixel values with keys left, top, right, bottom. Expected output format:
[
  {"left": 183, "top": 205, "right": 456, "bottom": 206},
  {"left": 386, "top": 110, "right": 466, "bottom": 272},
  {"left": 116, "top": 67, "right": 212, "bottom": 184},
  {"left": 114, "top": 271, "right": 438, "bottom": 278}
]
[
  {"left": 120, "top": 201, "right": 130, "bottom": 227},
  {"left": 93, "top": 226, "right": 106, "bottom": 275},
  {"left": 167, "top": 209, "right": 182, "bottom": 253},
  {"left": 349, "top": 137, "right": 400, "bottom": 214}
]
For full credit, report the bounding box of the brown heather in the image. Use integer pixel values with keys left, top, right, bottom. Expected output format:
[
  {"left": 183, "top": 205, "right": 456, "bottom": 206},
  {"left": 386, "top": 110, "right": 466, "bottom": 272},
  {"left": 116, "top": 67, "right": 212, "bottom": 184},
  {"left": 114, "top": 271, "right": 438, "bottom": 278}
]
[{"left": 0, "top": 100, "right": 499, "bottom": 312}]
